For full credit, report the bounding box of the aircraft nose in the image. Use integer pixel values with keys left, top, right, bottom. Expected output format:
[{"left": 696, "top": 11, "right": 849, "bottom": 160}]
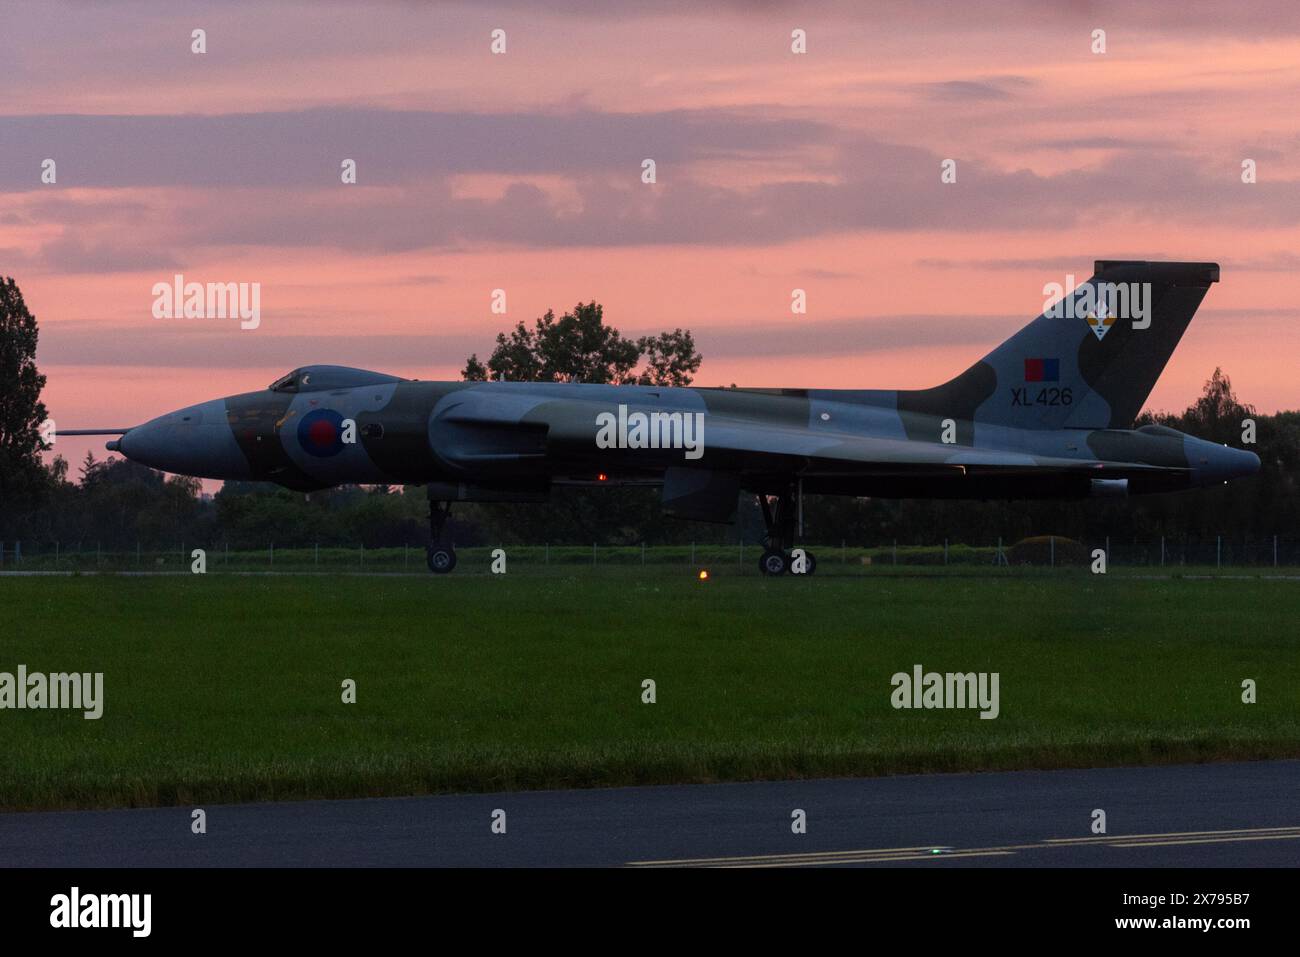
[
  {"left": 1185, "top": 437, "right": 1260, "bottom": 485},
  {"left": 117, "top": 399, "right": 252, "bottom": 479}
]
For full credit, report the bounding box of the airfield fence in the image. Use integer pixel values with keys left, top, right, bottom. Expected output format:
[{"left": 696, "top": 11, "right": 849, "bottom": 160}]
[{"left": 3, "top": 536, "right": 1300, "bottom": 574}]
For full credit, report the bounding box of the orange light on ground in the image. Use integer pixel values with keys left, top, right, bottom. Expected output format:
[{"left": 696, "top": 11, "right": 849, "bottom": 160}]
[
  {"left": 698, "top": 569, "right": 709, "bottom": 580},
  {"left": 597, "top": 473, "right": 608, "bottom": 482}
]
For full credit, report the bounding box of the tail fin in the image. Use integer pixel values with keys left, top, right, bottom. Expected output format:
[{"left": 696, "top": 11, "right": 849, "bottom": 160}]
[{"left": 901, "top": 261, "right": 1219, "bottom": 432}]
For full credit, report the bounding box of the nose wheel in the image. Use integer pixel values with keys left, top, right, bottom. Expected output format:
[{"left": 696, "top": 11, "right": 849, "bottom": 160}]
[
  {"left": 426, "top": 543, "right": 457, "bottom": 573},
  {"left": 426, "top": 496, "right": 457, "bottom": 574}
]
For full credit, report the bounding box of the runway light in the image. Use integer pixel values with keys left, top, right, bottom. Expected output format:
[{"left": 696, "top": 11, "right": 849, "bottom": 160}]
[{"left": 698, "top": 569, "right": 709, "bottom": 580}]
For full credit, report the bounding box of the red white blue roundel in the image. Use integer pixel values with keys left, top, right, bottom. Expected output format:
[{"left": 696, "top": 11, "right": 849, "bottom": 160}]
[{"left": 297, "top": 408, "right": 345, "bottom": 457}]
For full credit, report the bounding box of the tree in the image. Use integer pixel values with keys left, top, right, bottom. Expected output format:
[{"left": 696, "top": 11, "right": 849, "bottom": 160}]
[
  {"left": 0, "top": 277, "right": 50, "bottom": 530},
  {"left": 637, "top": 329, "right": 702, "bottom": 387},
  {"left": 463, "top": 301, "right": 701, "bottom": 386},
  {"left": 80, "top": 450, "right": 99, "bottom": 484},
  {"left": 47, "top": 454, "right": 70, "bottom": 488},
  {"left": 1182, "top": 367, "right": 1255, "bottom": 444},
  {"left": 460, "top": 302, "right": 705, "bottom": 542},
  {"left": 1138, "top": 367, "right": 1254, "bottom": 444}
]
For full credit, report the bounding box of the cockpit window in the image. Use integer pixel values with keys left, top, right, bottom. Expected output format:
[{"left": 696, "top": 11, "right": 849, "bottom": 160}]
[
  {"left": 270, "top": 365, "right": 405, "bottom": 394},
  {"left": 1137, "top": 424, "right": 1183, "bottom": 438}
]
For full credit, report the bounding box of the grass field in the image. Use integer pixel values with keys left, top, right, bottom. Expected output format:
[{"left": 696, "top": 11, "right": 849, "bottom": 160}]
[{"left": 2, "top": 570, "right": 1299, "bottom": 810}]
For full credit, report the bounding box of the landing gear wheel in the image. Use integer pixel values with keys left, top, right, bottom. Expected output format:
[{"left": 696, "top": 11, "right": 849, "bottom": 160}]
[
  {"left": 426, "top": 544, "right": 457, "bottom": 574},
  {"left": 759, "top": 549, "right": 788, "bottom": 576},
  {"left": 790, "top": 549, "right": 817, "bottom": 576}
]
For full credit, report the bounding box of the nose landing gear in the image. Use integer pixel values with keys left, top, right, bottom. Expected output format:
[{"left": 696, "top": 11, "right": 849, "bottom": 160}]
[{"left": 426, "top": 496, "right": 457, "bottom": 573}]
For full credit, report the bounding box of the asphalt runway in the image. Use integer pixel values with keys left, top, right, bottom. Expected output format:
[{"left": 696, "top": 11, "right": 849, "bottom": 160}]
[{"left": 2, "top": 760, "right": 1296, "bottom": 867}]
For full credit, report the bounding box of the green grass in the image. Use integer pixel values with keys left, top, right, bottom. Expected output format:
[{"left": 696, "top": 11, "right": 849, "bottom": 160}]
[{"left": 2, "top": 572, "right": 1298, "bottom": 810}]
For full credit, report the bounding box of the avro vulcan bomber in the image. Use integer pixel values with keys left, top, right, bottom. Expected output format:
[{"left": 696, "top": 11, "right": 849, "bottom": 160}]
[{"left": 65, "top": 262, "right": 1258, "bottom": 574}]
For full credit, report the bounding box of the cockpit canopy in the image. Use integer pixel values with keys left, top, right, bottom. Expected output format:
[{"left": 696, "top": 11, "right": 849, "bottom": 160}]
[
  {"left": 1136, "top": 423, "right": 1186, "bottom": 439},
  {"left": 269, "top": 365, "right": 406, "bottom": 394}
]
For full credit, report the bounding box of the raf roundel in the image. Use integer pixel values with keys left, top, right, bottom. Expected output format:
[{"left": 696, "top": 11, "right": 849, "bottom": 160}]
[{"left": 297, "top": 408, "right": 346, "bottom": 457}]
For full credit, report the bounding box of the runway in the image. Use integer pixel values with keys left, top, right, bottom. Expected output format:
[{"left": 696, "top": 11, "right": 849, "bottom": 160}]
[{"left": 2, "top": 760, "right": 1296, "bottom": 867}]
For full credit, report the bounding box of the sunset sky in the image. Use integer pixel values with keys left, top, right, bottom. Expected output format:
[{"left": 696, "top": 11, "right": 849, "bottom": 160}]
[{"left": 4, "top": 0, "right": 1300, "bottom": 472}]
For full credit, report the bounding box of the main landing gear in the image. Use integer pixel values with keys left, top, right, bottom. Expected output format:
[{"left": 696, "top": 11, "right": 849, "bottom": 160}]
[
  {"left": 426, "top": 497, "right": 457, "bottom": 573},
  {"left": 757, "top": 484, "right": 816, "bottom": 576}
]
